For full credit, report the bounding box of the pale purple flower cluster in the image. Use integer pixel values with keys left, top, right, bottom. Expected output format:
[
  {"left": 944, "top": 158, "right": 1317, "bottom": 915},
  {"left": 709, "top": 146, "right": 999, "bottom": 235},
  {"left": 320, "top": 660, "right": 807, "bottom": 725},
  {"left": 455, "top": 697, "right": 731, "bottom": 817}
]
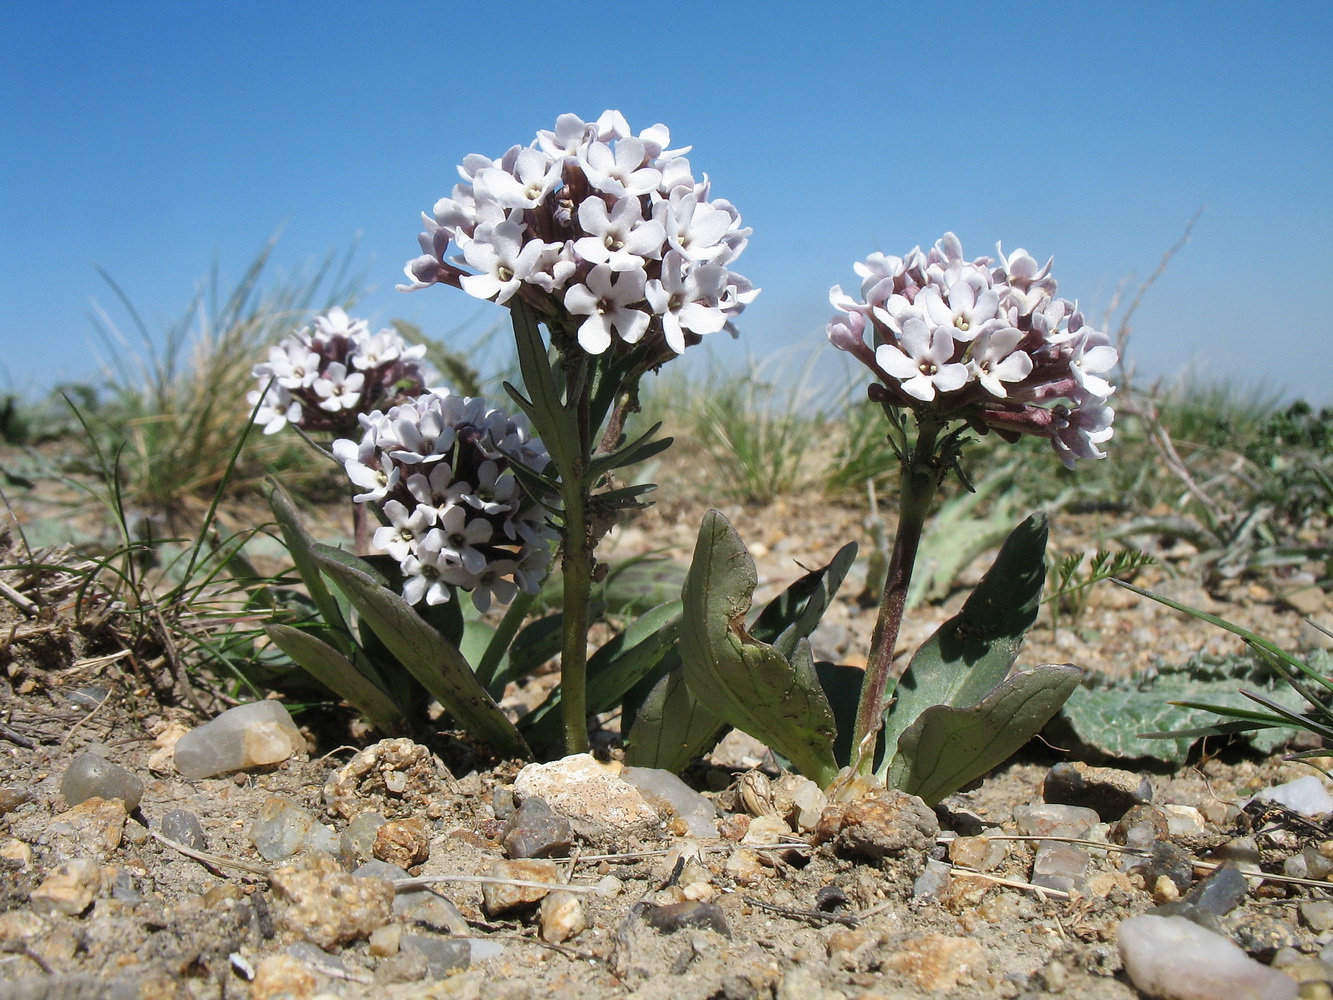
[
  {"left": 249, "top": 308, "right": 437, "bottom": 436},
  {"left": 400, "top": 111, "right": 758, "bottom": 360},
  {"left": 827, "top": 233, "right": 1118, "bottom": 467},
  {"left": 332, "top": 390, "right": 555, "bottom": 612}
]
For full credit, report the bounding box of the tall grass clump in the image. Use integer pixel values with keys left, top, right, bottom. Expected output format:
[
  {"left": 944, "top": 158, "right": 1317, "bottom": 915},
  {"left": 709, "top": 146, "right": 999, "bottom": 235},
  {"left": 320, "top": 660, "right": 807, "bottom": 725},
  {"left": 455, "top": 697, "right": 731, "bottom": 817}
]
[{"left": 85, "top": 239, "right": 366, "bottom": 526}]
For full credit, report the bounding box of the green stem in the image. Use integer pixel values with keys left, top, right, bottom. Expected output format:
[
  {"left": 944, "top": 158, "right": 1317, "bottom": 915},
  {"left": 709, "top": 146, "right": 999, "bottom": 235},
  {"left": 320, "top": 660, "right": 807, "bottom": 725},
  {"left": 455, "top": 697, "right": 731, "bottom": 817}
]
[
  {"left": 557, "top": 354, "right": 595, "bottom": 755},
  {"left": 851, "top": 416, "right": 942, "bottom": 772}
]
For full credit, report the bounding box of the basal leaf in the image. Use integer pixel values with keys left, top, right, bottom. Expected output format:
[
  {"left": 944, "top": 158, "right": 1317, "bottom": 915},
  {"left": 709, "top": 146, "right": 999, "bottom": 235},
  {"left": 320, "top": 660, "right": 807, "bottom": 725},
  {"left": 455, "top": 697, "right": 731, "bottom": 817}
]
[
  {"left": 679, "top": 510, "right": 838, "bottom": 785},
  {"left": 623, "top": 661, "right": 728, "bottom": 774},
  {"left": 316, "top": 553, "right": 528, "bottom": 758},
  {"left": 751, "top": 541, "right": 858, "bottom": 659},
  {"left": 266, "top": 624, "right": 408, "bottom": 735},
  {"left": 879, "top": 512, "right": 1047, "bottom": 775},
  {"left": 889, "top": 663, "right": 1081, "bottom": 805}
]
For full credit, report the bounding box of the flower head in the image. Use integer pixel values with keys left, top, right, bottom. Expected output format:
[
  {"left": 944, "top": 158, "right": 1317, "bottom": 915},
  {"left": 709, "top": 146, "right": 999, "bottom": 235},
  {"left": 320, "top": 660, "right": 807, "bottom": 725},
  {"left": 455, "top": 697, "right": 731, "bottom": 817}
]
[
  {"left": 828, "top": 233, "right": 1118, "bottom": 465},
  {"left": 250, "top": 309, "right": 437, "bottom": 436},
  {"left": 400, "top": 111, "right": 756, "bottom": 363},
  {"left": 333, "top": 390, "right": 556, "bottom": 610}
]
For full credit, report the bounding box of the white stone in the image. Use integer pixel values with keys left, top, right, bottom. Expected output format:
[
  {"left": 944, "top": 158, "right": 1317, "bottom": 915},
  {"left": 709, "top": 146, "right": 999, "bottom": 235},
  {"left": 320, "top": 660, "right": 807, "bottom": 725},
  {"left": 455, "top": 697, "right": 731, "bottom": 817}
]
[
  {"left": 1118, "top": 914, "right": 1297, "bottom": 1000},
  {"left": 512, "top": 754, "right": 657, "bottom": 833},
  {"left": 621, "top": 766, "right": 717, "bottom": 839},
  {"left": 174, "top": 701, "right": 305, "bottom": 779},
  {"left": 1253, "top": 775, "right": 1333, "bottom": 818}
]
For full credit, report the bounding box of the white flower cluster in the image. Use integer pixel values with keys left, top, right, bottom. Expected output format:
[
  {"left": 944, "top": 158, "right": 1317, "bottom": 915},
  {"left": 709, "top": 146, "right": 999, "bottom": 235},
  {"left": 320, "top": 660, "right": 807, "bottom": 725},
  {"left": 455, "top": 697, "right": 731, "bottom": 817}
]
[
  {"left": 332, "top": 390, "right": 555, "bottom": 612},
  {"left": 400, "top": 111, "right": 758, "bottom": 359},
  {"left": 827, "top": 233, "right": 1118, "bottom": 467},
  {"left": 249, "top": 308, "right": 437, "bottom": 436}
]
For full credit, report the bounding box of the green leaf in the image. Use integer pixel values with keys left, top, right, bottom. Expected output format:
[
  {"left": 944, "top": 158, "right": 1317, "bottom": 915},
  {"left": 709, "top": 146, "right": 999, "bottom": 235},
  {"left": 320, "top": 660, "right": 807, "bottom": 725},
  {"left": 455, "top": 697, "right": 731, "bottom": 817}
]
[
  {"left": 266, "top": 624, "right": 409, "bottom": 735},
  {"left": 589, "top": 423, "right": 673, "bottom": 477},
  {"left": 623, "top": 661, "right": 728, "bottom": 773},
  {"left": 268, "top": 484, "right": 351, "bottom": 652},
  {"left": 679, "top": 510, "right": 838, "bottom": 785},
  {"left": 880, "top": 513, "right": 1048, "bottom": 775},
  {"left": 509, "top": 298, "right": 581, "bottom": 473},
  {"left": 316, "top": 552, "right": 529, "bottom": 758},
  {"left": 889, "top": 664, "right": 1082, "bottom": 805},
  {"left": 751, "top": 542, "right": 857, "bottom": 659}
]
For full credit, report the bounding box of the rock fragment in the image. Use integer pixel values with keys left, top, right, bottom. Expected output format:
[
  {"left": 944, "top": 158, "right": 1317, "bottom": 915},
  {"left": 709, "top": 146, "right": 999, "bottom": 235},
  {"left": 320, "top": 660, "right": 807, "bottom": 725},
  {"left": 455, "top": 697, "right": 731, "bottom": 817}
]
[
  {"left": 814, "top": 788, "right": 939, "bottom": 860},
  {"left": 1118, "top": 913, "right": 1297, "bottom": 1000},
  {"left": 481, "top": 858, "right": 560, "bottom": 917},
  {"left": 174, "top": 700, "right": 305, "bottom": 778},
  {"left": 30, "top": 857, "right": 103, "bottom": 916},
  {"left": 269, "top": 851, "right": 394, "bottom": 948},
  {"left": 1042, "top": 761, "right": 1151, "bottom": 820},
  {"left": 46, "top": 796, "right": 126, "bottom": 861},
  {"left": 60, "top": 752, "right": 144, "bottom": 811},
  {"left": 511, "top": 754, "right": 657, "bottom": 836},
  {"left": 372, "top": 816, "right": 431, "bottom": 869},
  {"left": 884, "top": 933, "right": 987, "bottom": 992},
  {"left": 622, "top": 765, "right": 717, "bottom": 838},
  {"left": 539, "top": 890, "right": 587, "bottom": 943},
  {"left": 502, "top": 796, "right": 575, "bottom": 859},
  {"left": 323, "top": 737, "right": 452, "bottom": 821},
  {"left": 250, "top": 796, "right": 338, "bottom": 862},
  {"left": 1253, "top": 775, "right": 1333, "bottom": 818},
  {"left": 642, "top": 900, "right": 730, "bottom": 937},
  {"left": 1013, "top": 803, "right": 1099, "bottom": 838},
  {"left": 159, "top": 808, "right": 206, "bottom": 852},
  {"left": 340, "top": 811, "right": 387, "bottom": 865}
]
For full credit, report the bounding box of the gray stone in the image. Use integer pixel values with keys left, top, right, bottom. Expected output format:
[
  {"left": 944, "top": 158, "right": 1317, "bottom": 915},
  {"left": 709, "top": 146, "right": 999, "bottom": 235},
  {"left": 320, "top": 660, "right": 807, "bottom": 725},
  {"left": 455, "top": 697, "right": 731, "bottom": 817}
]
[
  {"left": 1130, "top": 841, "right": 1194, "bottom": 894},
  {"left": 1253, "top": 775, "right": 1333, "bottom": 817},
  {"left": 159, "top": 809, "right": 206, "bottom": 852},
  {"left": 1118, "top": 914, "right": 1297, "bottom": 1000},
  {"left": 174, "top": 700, "right": 304, "bottom": 779},
  {"left": 1031, "top": 842, "right": 1089, "bottom": 894},
  {"left": 1301, "top": 900, "right": 1333, "bottom": 932},
  {"left": 400, "top": 934, "right": 471, "bottom": 977},
  {"left": 396, "top": 888, "right": 468, "bottom": 934},
  {"left": 622, "top": 766, "right": 718, "bottom": 839},
  {"left": 249, "top": 796, "right": 336, "bottom": 863},
  {"left": 1042, "top": 761, "right": 1152, "bottom": 820},
  {"left": 1182, "top": 863, "right": 1248, "bottom": 916},
  {"left": 912, "top": 858, "right": 952, "bottom": 900},
  {"left": 340, "top": 812, "right": 386, "bottom": 866},
  {"left": 353, "top": 859, "right": 409, "bottom": 880},
  {"left": 1013, "top": 803, "right": 1099, "bottom": 838},
  {"left": 502, "top": 796, "right": 575, "bottom": 859},
  {"left": 61, "top": 752, "right": 144, "bottom": 811}
]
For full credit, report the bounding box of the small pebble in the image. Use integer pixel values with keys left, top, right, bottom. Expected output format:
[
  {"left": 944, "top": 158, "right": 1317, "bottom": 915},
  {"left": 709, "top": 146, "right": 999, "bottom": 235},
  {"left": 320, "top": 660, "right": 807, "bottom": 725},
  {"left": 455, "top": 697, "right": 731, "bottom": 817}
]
[
  {"left": 814, "top": 788, "right": 939, "bottom": 859},
  {"left": 159, "top": 809, "right": 206, "bottom": 852},
  {"left": 1162, "top": 804, "right": 1208, "bottom": 838},
  {"left": 400, "top": 934, "right": 471, "bottom": 977},
  {"left": 642, "top": 900, "right": 731, "bottom": 937},
  {"left": 502, "top": 796, "right": 575, "bottom": 859},
  {"left": 912, "top": 858, "right": 951, "bottom": 900},
  {"left": 250, "top": 797, "right": 337, "bottom": 862},
  {"left": 30, "top": 857, "right": 103, "bottom": 916},
  {"left": 539, "top": 890, "right": 587, "bottom": 943},
  {"left": 1182, "top": 863, "right": 1248, "bottom": 916},
  {"left": 46, "top": 796, "right": 126, "bottom": 860},
  {"left": 60, "top": 753, "right": 144, "bottom": 811},
  {"left": 1253, "top": 775, "right": 1333, "bottom": 818},
  {"left": 481, "top": 858, "right": 558, "bottom": 918},
  {"left": 174, "top": 700, "right": 305, "bottom": 779},
  {"left": 1031, "top": 842, "right": 1089, "bottom": 894},
  {"left": 396, "top": 889, "right": 468, "bottom": 935},
  {"left": 269, "top": 851, "right": 394, "bottom": 949},
  {"left": 1118, "top": 914, "right": 1297, "bottom": 1000},
  {"left": 368, "top": 923, "right": 401, "bottom": 957},
  {"left": 1013, "top": 803, "right": 1099, "bottom": 838},
  {"left": 1131, "top": 841, "right": 1194, "bottom": 894},
  {"left": 1303, "top": 901, "right": 1333, "bottom": 933},
  {"left": 0, "top": 787, "right": 34, "bottom": 816},
  {"left": 949, "top": 833, "right": 1007, "bottom": 871},
  {"left": 1043, "top": 761, "right": 1152, "bottom": 820},
  {"left": 622, "top": 766, "right": 718, "bottom": 838},
  {"left": 340, "top": 812, "right": 387, "bottom": 865},
  {"left": 372, "top": 816, "right": 431, "bottom": 869}
]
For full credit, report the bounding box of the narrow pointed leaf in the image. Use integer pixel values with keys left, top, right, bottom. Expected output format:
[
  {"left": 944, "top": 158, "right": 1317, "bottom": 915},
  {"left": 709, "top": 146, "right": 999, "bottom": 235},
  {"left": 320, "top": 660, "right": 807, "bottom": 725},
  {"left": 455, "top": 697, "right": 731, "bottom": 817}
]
[
  {"left": 266, "top": 624, "right": 408, "bottom": 735},
  {"left": 623, "top": 661, "right": 728, "bottom": 773},
  {"left": 752, "top": 541, "right": 858, "bottom": 659},
  {"left": 316, "top": 553, "right": 528, "bottom": 758},
  {"left": 679, "top": 510, "right": 838, "bottom": 785},
  {"left": 268, "top": 485, "right": 351, "bottom": 650},
  {"left": 889, "top": 663, "right": 1081, "bottom": 805}
]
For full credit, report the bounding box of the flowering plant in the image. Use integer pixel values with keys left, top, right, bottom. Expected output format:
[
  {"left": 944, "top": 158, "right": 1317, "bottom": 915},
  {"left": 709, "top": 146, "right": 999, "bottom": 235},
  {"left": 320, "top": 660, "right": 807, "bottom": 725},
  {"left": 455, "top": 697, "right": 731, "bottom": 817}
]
[
  {"left": 672, "top": 235, "right": 1109, "bottom": 798},
  {"left": 249, "top": 307, "right": 437, "bottom": 437}
]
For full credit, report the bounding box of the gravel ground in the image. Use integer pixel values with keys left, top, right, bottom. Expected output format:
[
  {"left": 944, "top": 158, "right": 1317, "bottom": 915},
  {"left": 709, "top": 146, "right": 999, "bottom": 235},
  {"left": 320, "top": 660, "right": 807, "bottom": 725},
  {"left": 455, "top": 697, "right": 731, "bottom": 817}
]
[{"left": 1, "top": 485, "right": 1331, "bottom": 999}]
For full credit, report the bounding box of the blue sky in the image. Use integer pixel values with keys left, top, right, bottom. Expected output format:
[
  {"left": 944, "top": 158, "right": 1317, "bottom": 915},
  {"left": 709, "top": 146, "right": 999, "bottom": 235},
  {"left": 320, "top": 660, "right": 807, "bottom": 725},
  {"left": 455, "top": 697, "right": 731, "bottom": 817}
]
[{"left": 3, "top": 1, "right": 1330, "bottom": 403}]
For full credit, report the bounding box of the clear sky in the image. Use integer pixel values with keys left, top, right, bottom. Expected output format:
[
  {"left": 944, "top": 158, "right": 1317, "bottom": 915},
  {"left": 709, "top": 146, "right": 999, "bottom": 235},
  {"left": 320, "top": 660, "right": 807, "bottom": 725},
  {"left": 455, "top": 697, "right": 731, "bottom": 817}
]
[{"left": 3, "top": 1, "right": 1330, "bottom": 403}]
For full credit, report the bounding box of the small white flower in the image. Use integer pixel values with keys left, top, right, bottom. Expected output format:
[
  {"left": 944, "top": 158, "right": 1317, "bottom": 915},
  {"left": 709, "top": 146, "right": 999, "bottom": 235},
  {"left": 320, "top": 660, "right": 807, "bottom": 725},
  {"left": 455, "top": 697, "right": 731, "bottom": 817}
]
[
  {"left": 563, "top": 265, "right": 649, "bottom": 354},
  {"left": 875, "top": 319, "right": 970, "bottom": 402},
  {"left": 313, "top": 362, "right": 365, "bottom": 412},
  {"left": 372, "top": 499, "right": 436, "bottom": 563},
  {"left": 969, "top": 327, "right": 1033, "bottom": 398}
]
